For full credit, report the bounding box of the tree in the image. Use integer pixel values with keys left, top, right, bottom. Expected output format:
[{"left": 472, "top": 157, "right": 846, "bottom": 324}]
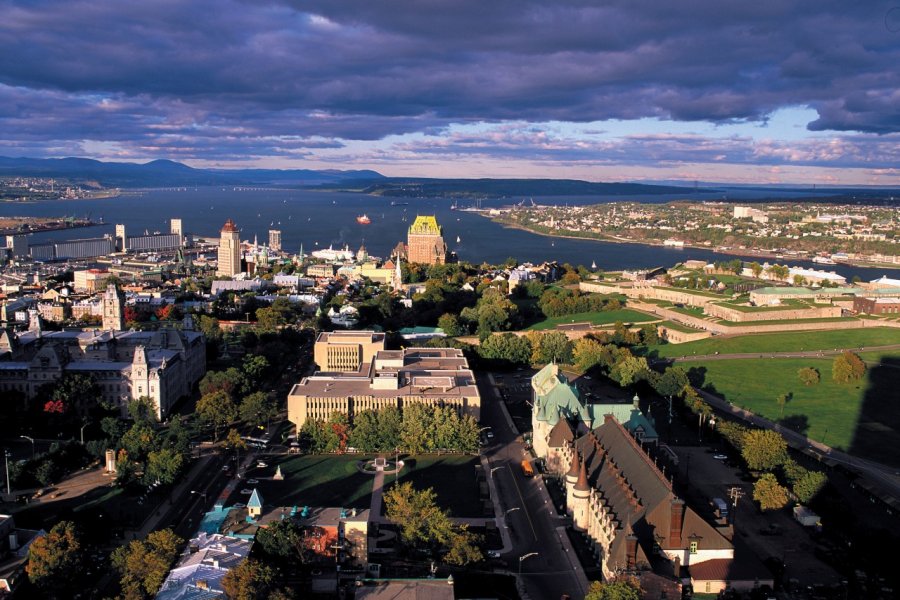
[
  {"left": 144, "top": 447, "right": 184, "bottom": 486},
  {"left": 573, "top": 338, "right": 605, "bottom": 372},
  {"left": 27, "top": 521, "right": 84, "bottom": 597},
  {"left": 242, "top": 354, "right": 270, "bottom": 385},
  {"left": 741, "top": 429, "right": 787, "bottom": 471},
  {"left": 775, "top": 392, "right": 790, "bottom": 418},
  {"left": 753, "top": 473, "right": 789, "bottom": 511},
  {"left": 584, "top": 578, "right": 642, "bottom": 600},
  {"left": 221, "top": 559, "right": 276, "bottom": 600},
  {"left": 239, "top": 391, "right": 277, "bottom": 429},
  {"left": 111, "top": 529, "right": 183, "bottom": 599},
  {"left": 225, "top": 428, "right": 248, "bottom": 467},
  {"left": 609, "top": 354, "right": 649, "bottom": 387},
  {"left": 479, "top": 332, "right": 532, "bottom": 365},
  {"left": 750, "top": 262, "right": 764, "bottom": 279},
  {"left": 654, "top": 366, "right": 689, "bottom": 399},
  {"left": 325, "top": 412, "right": 351, "bottom": 453},
  {"left": 120, "top": 422, "right": 159, "bottom": 463},
  {"left": 349, "top": 410, "right": 382, "bottom": 452},
  {"left": 196, "top": 390, "right": 237, "bottom": 441},
  {"left": 530, "top": 331, "right": 573, "bottom": 364},
  {"left": 797, "top": 367, "right": 820, "bottom": 386},
  {"left": 437, "top": 313, "right": 463, "bottom": 337},
  {"left": 384, "top": 481, "right": 483, "bottom": 565},
  {"left": 376, "top": 406, "right": 403, "bottom": 451},
  {"left": 832, "top": 351, "right": 866, "bottom": 383},
  {"left": 255, "top": 518, "right": 304, "bottom": 562},
  {"left": 401, "top": 403, "right": 435, "bottom": 453},
  {"left": 792, "top": 469, "right": 827, "bottom": 503},
  {"left": 128, "top": 397, "right": 159, "bottom": 425}
]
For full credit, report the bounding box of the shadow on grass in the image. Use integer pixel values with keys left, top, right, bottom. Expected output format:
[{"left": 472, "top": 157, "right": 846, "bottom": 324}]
[
  {"left": 397, "top": 456, "right": 483, "bottom": 518},
  {"left": 778, "top": 414, "right": 810, "bottom": 436},
  {"left": 848, "top": 357, "right": 900, "bottom": 467}
]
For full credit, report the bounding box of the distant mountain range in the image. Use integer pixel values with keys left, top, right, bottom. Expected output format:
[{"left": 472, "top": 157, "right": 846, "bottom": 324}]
[
  {"left": 318, "top": 177, "right": 693, "bottom": 198},
  {"left": 0, "top": 156, "right": 383, "bottom": 187}
]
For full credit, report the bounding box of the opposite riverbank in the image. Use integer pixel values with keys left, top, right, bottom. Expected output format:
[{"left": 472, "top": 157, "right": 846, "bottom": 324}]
[{"left": 483, "top": 213, "right": 900, "bottom": 271}]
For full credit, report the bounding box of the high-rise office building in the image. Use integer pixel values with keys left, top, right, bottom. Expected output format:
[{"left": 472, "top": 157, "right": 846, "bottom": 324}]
[
  {"left": 269, "top": 229, "right": 282, "bottom": 252},
  {"left": 407, "top": 216, "right": 447, "bottom": 265},
  {"left": 217, "top": 219, "right": 241, "bottom": 277}
]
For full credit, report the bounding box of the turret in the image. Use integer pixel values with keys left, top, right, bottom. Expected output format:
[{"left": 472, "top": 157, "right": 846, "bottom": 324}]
[
  {"left": 572, "top": 458, "right": 591, "bottom": 530},
  {"left": 564, "top": 446, "right": 579, "bottom": 515}
]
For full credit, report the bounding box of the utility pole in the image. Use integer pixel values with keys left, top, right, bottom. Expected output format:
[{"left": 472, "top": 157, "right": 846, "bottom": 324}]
[
  {"left": 728, "top": 486, "right": 744, "bottom": 526},
  {"left": 4, "top": 450, "right": 11, "bottom": 496}
]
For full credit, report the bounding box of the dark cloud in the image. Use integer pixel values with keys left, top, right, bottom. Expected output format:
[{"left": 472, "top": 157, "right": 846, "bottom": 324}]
[{"left": 0, "top": 0, "right": 898, "bottom": 164}]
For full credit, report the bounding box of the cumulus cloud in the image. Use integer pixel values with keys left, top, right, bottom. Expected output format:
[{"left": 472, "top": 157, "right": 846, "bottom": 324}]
[{"left": 0, "top": 0, "right": 898, "bottom": 174}]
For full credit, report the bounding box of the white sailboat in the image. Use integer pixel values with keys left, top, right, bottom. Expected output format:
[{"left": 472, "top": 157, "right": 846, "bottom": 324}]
[
  {"left": 591, "top": 260, "right": 597, "bottom": 269},
  {"left": 456, "top": 235, "right": 461, "bottom": 243}
]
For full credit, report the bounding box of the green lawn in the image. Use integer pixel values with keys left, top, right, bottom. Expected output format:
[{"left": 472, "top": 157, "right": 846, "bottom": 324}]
[
  {"left": 393, "top": 455, "right": 484, "bottom": 517},
  {"left": 649, "top": 327, "right": 900, "bottom": 358},
  {"left": 697, "top": 354, "right": 900, "bottom": 464},
  {"left": 527, "top": 308, "right": 656, "bottom": 330},
  {"left": 241, "top": 455, "right": 376, "bottom": 509}
]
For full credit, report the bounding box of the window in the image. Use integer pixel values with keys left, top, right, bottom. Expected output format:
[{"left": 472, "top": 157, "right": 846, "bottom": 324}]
[{"left": 689, "top": 541, "right": 698, "bottom": 554}]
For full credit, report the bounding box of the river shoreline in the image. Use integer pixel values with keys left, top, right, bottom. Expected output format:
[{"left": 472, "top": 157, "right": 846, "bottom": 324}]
[{"left": 485, "top": 215, "right": 900, "bottom": 271}]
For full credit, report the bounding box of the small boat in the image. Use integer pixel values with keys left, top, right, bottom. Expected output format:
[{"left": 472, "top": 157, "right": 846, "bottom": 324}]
[
  {"left": 357, "top": 214, "right": 371, "bottom": 225},
  {"left": 591, "top": 261, "right": 597, "bottom": 269},
  {"left": 456, "top": 235, "right": 461, "bottom": 243}
]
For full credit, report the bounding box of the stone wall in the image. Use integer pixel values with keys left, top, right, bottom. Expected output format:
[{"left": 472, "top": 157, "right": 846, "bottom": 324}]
[{"left": 704, "top": 303, "right": 841, "bottom": 322}]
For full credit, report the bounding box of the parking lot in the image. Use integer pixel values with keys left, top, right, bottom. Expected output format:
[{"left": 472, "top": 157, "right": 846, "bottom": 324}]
[{"left": 673, "top": 445, "right": 841, "bottom": 588}]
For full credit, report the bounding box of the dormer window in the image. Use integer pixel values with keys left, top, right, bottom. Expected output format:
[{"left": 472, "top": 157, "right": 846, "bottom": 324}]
[{"left": 689, "top": 541, "right": 698, "bottom": 554}]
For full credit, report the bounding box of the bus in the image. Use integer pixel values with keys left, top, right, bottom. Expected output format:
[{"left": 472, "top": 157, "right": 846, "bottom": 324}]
[
  {"left": 242, "top": 436, "right": 270, "bottom": 449},
  {"left": 521, "top": 459, "right": 535, "bottom": 478}
]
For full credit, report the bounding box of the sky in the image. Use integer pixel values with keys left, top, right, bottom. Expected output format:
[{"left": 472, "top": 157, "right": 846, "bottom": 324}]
[{"left": 2, "top": 0, "right": 899, "bottom": 184}]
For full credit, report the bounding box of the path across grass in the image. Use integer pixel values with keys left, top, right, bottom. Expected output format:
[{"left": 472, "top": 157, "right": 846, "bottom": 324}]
[
  {"left": 528, "top": 308, "right": 656, "bottom": 330},
  {"left": 649, "top": 327, "right": 900, "bottom": 359}
]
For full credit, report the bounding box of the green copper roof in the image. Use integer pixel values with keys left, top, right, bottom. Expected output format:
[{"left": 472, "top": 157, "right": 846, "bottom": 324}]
[{"left": 532, "top": 364, "right": 589, "bottom": 427}]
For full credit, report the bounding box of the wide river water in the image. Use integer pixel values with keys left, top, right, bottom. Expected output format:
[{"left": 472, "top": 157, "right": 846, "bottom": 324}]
[{"left": 0, "top": 187, "right": 893, "bottom": 280}]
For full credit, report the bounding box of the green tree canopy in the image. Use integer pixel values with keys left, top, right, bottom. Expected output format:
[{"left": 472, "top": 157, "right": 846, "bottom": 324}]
[
  {"left": 584, "top": 577, "right": 642, "bottom": 600},
  {"left": 221, "top": 559, "right": 277, "bottom": 600},
  {"left": 832, "top": 351, "right": 866, "bottom": 383},
  {"left": 144, "top": 447, "right": 185, "bottom": 486},
  {"left": 797, "top": 367, "right": 820, "bottom": 386},
  {"left": 111, "top": 528, "right": 183, "bottom": 599},
  {"left": 741, "top": 429, "right": 788, "bottom": 471},
  {"left": 196, "top": 390, "right": 237, "bottom": 442},
  {"left": 27, "top": 521, "right": 84, "bottom": 598},
  {"left": 753, "top": 473, "right": 789, "bottom": 511}
]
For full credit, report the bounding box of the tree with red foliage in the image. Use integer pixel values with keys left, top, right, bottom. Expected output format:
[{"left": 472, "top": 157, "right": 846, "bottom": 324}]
[
  {"left": 155, "top": 304, "right": 174, "bottom": 320},
  {"left": 44, "top": 399, "right": 66, "bottom": 414},
  {"left": 124, "top": 306, "right": 140, "bottom": 323}
]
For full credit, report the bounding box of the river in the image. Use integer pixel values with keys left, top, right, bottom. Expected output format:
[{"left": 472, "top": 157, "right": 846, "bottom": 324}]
[{"left": 0, "top": 187, "right": 892, "bottom": 281}]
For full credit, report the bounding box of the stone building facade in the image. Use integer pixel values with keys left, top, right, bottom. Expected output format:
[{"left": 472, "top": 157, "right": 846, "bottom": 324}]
[{"left": 406, "top": 216, "right": 447, "bottom": 265}]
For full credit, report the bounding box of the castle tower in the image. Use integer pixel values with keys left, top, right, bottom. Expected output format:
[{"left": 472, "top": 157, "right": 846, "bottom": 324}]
[
  {"left": 572, "top": 458, "right": 591, "bottom": 530},
  {"left": 407, "top": 215, "right": 447, "bottom": 265},
  {"left": 217, "top": 219, "right": 241, "bottom": 277},
  {"left": 130, "top": 345, "right": 148, "bottom": 404},
  {"left": 564, "top": 447, "right": 580, "bottom": 515},
  {"left": 102, "top": 284, "right": 125, "bottom": 331}
]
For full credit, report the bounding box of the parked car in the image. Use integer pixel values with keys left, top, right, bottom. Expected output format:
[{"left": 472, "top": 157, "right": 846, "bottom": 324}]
[
  {"left": 247, "top": 479, "right": 259, "bottom": 484},
  {"left": 713, "top": 454, "right": 728, "bottom": 460},
  {"left": 486, "top": 550, "right": 501, "bottom": 559},
  {"left": 240, "top": 489, "right": 252, "bottom": 495},
  {"left": 257, "top": 461, "right": 268, "bottom": 468}
]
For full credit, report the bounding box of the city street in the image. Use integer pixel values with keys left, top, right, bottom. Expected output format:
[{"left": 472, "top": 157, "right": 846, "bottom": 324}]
[{"left": 477, "top": 372, "right": 588, "bottom": 600}]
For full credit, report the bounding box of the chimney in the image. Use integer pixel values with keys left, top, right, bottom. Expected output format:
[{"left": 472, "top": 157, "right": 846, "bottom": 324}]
[
  {"left": 668, "top": 499, "right": 685, "bottom": 548},
  {"left": 626, "top": 531, "right": 638, "bottom": 570},
  {"left": 9, "top": 533, "right": 18, "bottom": 551}
]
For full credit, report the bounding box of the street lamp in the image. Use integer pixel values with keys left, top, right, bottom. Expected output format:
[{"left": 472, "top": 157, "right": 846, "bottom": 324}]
[
  {"left": 505, "top": 507, "right": 520, "bottom": 516},
  {"left": 80, "top": 422, "right": 91, "bottom": 445},
  {"left": 518, "top": 552, "right": 538, "bottom": 576},
  {"left": 20, "top": 436, "right": 35, "bottom": 460},
  {"left": 490, "top": 466, "right": 506, "bottom": 478},
  {"left": 4, "top": 450, "right": 11, "bottom": 496},
  {"left": 191, "top": 490, "right": 208, "bottom": 503}
]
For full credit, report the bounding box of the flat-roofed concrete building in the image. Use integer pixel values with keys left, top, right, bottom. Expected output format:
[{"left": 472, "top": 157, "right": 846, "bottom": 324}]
[
  {"left": 313, "top": 330, "right": 386, "bottom": 372},
  {"left": 288, "top": 347, "right": 480, "bottom": 429}
]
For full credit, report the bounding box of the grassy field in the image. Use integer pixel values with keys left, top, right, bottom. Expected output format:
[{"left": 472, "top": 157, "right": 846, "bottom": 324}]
[
  {"left": 650, "top": 327, "right": 900, "bottom": 359},
  {"left": 697, "top": 353, "right": 900, "bottom": 464},
  {"left": 527, "top": 308, "right": 656, "bottom": 330},
  {"left": 238, "top": 455, "right": 376, "bottom": 509},
  {"left": 393, "top": 455, "right": 484, "bottom": 517}
]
